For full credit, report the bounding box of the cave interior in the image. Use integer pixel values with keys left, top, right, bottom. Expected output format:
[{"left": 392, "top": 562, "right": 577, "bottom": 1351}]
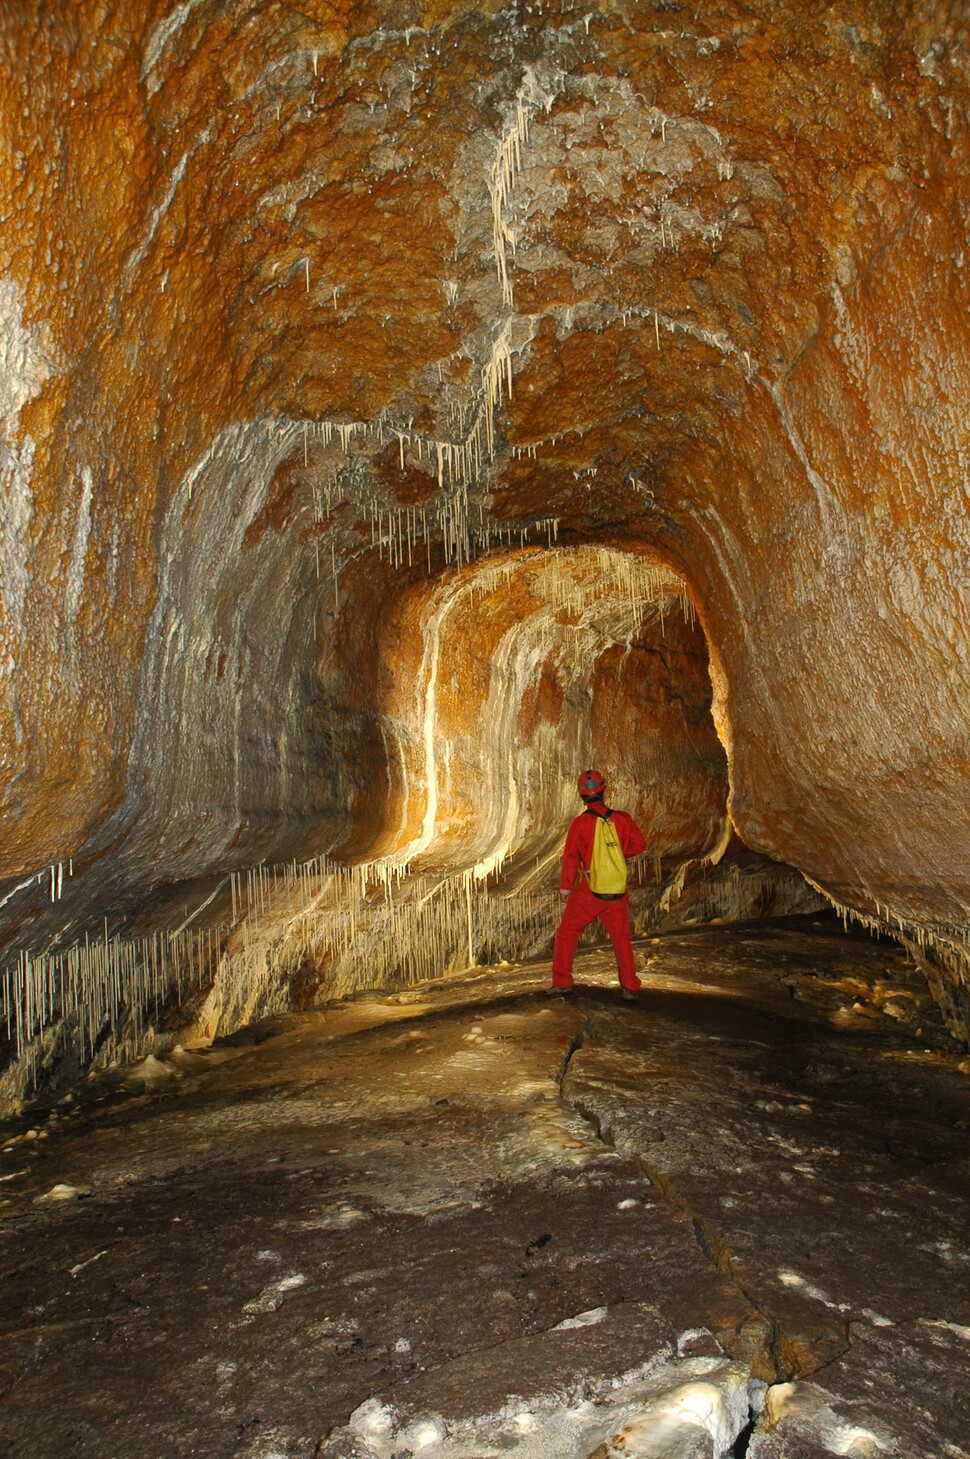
[{"left": 1, "top": 3, "right": 969, "bottom": 1457}]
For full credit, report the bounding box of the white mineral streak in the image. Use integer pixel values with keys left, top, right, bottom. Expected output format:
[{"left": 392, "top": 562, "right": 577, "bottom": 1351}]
[
  {"left": 141, "top": 0, "right": 207, "bottom": 90},
  {"left": 125, "top": 149, "right": 192, "bottom": 273},
  {"left": 409, "top": 580, "right": 466, "bottom": 864},
  {"left": 0, "top": 300, "right": 44, "bottom": 677},
  {"left": 0, "top": 876, "right": 36, "bottom": 915},
  {"left": 764, "top": 380, "right": 842, "bottom": 532},
  {"left": 0, "top": 279, "right": 56, "bottom": 423},
  {"left": 468, "top": 617, "right": 531, "bottom": 883},
  {"left": 830, "top": 280, "right": 871, "bottom": 390},
  {"left": 65, "top": 467, "right": 94, "bottom": 628},
  {"left": 0, "top": 433, "right": 34, "bottom": 657}
]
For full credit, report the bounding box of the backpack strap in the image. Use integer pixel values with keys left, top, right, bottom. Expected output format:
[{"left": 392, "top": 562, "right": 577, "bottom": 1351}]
[{"left": 579, "top": 806, "right": 601, "bottom": 879}]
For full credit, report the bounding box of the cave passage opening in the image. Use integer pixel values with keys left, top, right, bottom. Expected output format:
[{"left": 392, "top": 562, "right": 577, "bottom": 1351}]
[
  {"left": 268, "top": 539, "right": 824, "bottom": 1010},
  {"left": 0, "top": 540, "right": 822, "bottom": 1111},
  {"left": 363, "top": 543, "right": 729, "bottom": 885}
]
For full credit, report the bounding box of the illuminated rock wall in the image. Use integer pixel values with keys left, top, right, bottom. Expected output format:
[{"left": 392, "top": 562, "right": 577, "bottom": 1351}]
[
  {"left": 370, "top": 549, "right": 727, "bottom": 876},
  {"left": 1, "top": 2, "right": 968, "bottom": 1037}
]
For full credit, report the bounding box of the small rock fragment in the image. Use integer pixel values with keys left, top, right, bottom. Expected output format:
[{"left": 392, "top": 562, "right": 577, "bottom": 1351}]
[{"left": 35, "top": 1182, "right": 91, "bottom": 1203}]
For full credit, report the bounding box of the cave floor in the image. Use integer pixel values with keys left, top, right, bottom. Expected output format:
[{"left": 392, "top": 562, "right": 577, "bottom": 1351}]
[{"left": 1, "top": 916, "right": 969, "bottom": 1459}]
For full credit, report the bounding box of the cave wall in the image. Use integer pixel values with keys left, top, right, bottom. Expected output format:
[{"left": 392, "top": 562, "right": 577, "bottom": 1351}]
[
  {"left": 370, "top": 548, "right": 728, "bottom": 877},
  {"left": 0, "top": 538, "right": 821, "bottom": 1111},
  {"left": 1, "top": 0, "right": 969, "bottom": 1034}
]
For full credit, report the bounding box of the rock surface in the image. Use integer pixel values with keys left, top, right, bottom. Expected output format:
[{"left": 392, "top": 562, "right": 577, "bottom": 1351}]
[
  {"left": 1, "top": 918, "right": 967, "bottom": 1457},
  {"left": 749, "top": 1320, "right": 970, "bottom": 1457},
  {"left": 2, "top": 1, "right": 970, "bottom": 1040}
]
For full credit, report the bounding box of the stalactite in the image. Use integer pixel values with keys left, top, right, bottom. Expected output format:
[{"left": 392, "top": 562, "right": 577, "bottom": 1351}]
[
  {"left": 798, "top": 873, "right": 970, "bottom": 1041},
  {"left": 489, "top": 93, "right": 532, "bottom": 306},
  {"left": 2, "top": 549, "right": 738, "bottom": 1108},
  {"left": 0, "top": 838, "right": 820, "bottom": 1113}
]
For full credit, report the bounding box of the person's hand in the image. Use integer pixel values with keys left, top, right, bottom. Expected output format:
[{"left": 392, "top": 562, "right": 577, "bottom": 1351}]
[{"left": 559, "top": 888, "right": 571, "bottom": 901}]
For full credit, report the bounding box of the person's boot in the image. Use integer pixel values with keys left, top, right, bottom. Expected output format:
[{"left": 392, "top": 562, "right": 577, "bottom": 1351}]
[
  {"left": 621, "top": 987, "right": 637, "bottom": 1002},
  {"left": 547, "top": 984, "right": 574, "bottom": 997}
]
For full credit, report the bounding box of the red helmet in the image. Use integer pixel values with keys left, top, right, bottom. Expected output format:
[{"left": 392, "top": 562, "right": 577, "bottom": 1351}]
[{"left": 578, "top": 769, "right": 606, "bottom": 798}]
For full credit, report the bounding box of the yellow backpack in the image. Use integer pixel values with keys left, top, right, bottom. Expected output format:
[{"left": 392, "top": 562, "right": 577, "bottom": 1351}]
[{"left": 587, "top": 812, "right": 628, "bottom": 896}]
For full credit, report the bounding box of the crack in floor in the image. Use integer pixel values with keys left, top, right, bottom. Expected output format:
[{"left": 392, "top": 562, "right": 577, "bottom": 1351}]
[
  {"left": 554, "top": 1011, "right": 594, "bottom": 1095},
  {"left": 559, "top": 998, "right": 852, "bottom": 1385},
  {"left": 5, "top": 931, "right": 968, "bottom": 1458}
]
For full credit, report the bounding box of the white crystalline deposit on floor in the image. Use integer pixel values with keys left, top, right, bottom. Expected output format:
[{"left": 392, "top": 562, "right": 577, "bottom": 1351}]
[
  {"left": 472, "top": 1011, "right": 558, "bottom": 1039},
  {"left": 33, "top": 1181, "right": 91, "bottom": 1203},
  {"left": 750, "top": 1380, "right": 893, "bottom": 1456},
  {"left": 329, "top": 1357, "right": 754, "bottom": 1458},
  {"left": 920, "top": 1317, "right": 970, "bottom": 1342},
  {"left": 498, "top": 1098, "right": 604, "bottom": 1171},
  {"left": 553, "top": 1306, "right": 610, "bottom": 1331},
  {"left": 240, "top": 1272, "right": 307, "bottom": 1318}
]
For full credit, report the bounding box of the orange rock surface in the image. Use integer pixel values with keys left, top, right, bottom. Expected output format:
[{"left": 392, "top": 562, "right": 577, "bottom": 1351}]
[{"left": 1, "top": 1, "right": 969, "bottom": 1035}]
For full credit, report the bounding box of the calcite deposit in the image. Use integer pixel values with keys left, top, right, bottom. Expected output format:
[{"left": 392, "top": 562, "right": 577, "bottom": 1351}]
[{"left": 2, "top": 0, "right": 970, "bottom": 1084}]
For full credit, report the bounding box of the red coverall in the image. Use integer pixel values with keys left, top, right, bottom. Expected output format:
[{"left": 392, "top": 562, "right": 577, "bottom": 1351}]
[{"left": 552, "top": 799, "right": 647, "bottom": 991}]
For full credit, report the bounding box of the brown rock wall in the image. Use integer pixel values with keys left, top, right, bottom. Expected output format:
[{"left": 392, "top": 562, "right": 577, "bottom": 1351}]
[{"left": 1, "top": 1, "right": 969, "bottom": 1025}]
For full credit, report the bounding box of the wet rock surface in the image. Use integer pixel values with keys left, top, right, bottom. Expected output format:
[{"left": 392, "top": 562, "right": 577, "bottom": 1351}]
[
  {"left": 0, "top": 917, "right": 967, "bottom": 1458},
  {"left": 4, "top": 0, "right": 970, "bottom": 1031},
  {"left": 749, "top": 1318, "right": 970, "bottom": 1457}
]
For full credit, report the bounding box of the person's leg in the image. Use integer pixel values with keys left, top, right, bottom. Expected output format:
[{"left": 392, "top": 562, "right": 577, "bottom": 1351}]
[
  {"left": 552, "top": 884, "right": 598, "bottom": 988},
  {"left": 598, "top": 895, "right": 641, "bottom": 991}
]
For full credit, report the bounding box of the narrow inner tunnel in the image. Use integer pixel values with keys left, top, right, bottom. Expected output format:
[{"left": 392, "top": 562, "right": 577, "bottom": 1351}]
[{"left": 1, "top": 3, "right": 969, "bottom": 1456}]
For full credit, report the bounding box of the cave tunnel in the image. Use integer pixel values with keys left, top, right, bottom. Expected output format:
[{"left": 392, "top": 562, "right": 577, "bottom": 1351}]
[{"left": 1, "top": 3, "right": 969, "bottom": 1456}]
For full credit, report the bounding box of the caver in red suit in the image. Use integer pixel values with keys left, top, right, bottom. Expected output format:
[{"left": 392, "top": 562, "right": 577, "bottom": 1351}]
[{"left": 552, "top": 769, "right": 647, "bottom": 993}]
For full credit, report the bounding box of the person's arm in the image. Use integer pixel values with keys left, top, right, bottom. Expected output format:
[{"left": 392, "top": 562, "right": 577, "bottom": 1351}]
[
  {"left": 560, "top": 817, "right": 586, "bottom": 896},
  {"left": 617, "top": 812, "right": 647, "bottom": 860}
]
